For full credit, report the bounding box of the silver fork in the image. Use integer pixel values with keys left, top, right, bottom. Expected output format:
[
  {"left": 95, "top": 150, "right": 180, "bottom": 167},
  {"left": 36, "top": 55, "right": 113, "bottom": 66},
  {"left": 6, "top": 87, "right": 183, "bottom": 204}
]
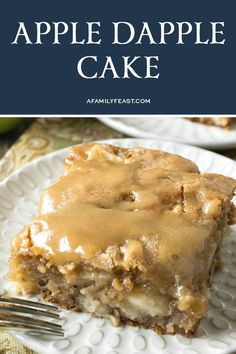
[{"left": 0, "top": 296, "right": 64, "bottom": 336}]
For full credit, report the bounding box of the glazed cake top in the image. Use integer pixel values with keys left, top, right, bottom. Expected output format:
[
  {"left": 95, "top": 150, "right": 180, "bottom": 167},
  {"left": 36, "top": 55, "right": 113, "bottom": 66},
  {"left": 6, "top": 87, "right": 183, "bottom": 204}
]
[{"left": 13, "top": 144, "right": 236, "bottom": 293}]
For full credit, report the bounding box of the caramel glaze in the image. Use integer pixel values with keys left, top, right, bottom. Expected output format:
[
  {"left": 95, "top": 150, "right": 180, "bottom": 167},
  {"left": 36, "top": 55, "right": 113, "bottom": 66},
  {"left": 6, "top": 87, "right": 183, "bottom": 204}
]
[{"left": 12, "top": 144, "right": 236, "bottom": 307}]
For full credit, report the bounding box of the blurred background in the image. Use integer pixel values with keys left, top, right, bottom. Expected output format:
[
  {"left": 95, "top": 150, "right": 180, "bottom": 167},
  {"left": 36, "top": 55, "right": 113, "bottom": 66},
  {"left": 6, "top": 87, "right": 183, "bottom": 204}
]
[
  {"left": 0, "top": 118, "right": 125, "bottom": 183},
  {"left": 1, "top": 117, "right": 236, "bottom": 184},
  {"left": 1, "top": 117, "right": 236, "bottom": 179}
]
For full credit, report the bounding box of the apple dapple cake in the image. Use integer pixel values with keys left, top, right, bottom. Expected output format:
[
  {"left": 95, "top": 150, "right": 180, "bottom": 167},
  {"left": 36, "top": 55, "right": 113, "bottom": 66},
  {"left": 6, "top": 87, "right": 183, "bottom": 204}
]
[
  {"left": 188, "top": 117, "right": 235, "bottom": 129},
  {"left": 9, "top": 143, "right": 236, "bottom": 336}
]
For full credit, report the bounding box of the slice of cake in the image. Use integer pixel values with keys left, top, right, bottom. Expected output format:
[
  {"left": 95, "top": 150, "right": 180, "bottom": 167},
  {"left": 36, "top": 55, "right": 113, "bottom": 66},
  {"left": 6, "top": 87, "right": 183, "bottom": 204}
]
[
  {"left": 187, "top": 117, "right": 235, "bottom": 129},
  {"left": 9, "top": 143, "right": 236, "bottom": 336}
]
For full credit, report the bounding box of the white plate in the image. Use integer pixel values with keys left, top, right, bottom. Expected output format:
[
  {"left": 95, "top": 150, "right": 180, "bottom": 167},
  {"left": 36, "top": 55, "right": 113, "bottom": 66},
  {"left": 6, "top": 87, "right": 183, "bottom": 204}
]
[
  {"left": 98, "top": 117, "right": 236, "bottom": 150},
  {"left": 1, "top": 138, "right": 236, "bottom": 354}
]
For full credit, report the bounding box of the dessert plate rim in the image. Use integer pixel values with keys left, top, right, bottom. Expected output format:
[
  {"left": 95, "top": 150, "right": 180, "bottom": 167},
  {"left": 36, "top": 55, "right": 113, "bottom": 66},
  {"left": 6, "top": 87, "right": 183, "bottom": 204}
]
[{"left": 97, "top": 117, "right": 236, "bottom": 149}]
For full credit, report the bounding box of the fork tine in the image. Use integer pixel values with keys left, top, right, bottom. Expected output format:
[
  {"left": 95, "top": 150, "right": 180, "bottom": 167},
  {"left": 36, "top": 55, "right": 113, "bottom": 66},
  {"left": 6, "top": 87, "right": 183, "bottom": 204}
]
[
  {"left": 27, "top": 329, "right": 64, "bottom": 337},
  {"left": 0, "top": 320, "right": 64, "bottom": 337},
  {"left": 0, "top": 314, "right": 63, "bottom": 330},
  {"left": 0, "top": 296, "right": 64, "bottom": 336},
  {"left": 0, "top": 296, "right": 58, "bottom": 311},
  {"left": 0, "top": 304, "right": 60, "bottom": 319}
]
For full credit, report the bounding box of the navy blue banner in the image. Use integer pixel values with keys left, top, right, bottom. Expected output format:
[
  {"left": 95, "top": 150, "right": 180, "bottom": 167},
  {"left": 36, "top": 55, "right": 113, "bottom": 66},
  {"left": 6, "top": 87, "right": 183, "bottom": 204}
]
[{"left": 0, "top": 0, "right": 235, "bottom": 114}]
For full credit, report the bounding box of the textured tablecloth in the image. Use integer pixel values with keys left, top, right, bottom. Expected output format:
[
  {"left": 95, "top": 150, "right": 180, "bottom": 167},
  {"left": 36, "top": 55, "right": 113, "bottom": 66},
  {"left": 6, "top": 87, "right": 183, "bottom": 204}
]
[{"left": 1, "top": 117, "right": 236, "bottom": 353}]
